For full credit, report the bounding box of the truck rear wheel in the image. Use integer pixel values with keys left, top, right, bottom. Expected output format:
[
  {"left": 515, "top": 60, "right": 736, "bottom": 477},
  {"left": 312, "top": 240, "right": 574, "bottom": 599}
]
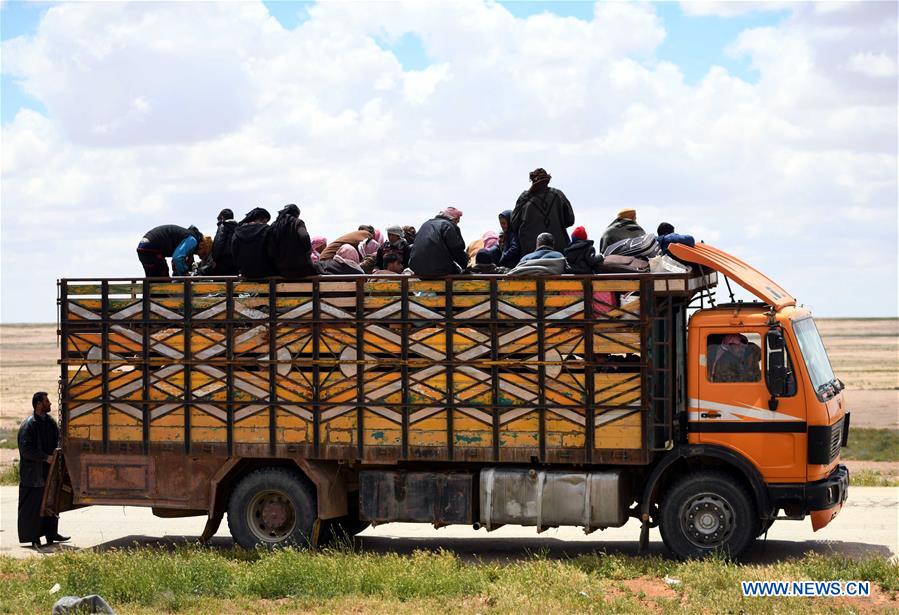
[
  {"left": 227, "top": 468, "right": 316, "bottom": 549},
  {"left": 659, "top": 471, "right": 757, "bottom": 560}
]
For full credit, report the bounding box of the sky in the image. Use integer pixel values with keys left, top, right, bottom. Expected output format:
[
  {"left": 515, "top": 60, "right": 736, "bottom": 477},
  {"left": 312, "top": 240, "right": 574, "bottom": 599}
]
[{"left": 1, "top": 0, "right": 896, "bottom": 322}]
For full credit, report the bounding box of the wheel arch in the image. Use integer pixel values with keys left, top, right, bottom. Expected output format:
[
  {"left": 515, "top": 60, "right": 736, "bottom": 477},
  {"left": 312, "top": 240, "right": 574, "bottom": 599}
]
[
  {"left": 641, "top": 445, "right": 773, "bottom": 522},
  {"left": 208, "top": 458, "right": 349, "bottom": 522}
]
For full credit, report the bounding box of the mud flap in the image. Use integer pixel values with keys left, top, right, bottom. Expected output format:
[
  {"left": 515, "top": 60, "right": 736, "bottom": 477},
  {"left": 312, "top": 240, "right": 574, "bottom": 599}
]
[
  {"left": 638, "top": 514, "right": 650, "bottom": 553},
  {"left": 200, "top": 511, "right": 224, "bottom": 543},
  {"left": 41, "top": 449, "right": 76, "bottom": 517}
]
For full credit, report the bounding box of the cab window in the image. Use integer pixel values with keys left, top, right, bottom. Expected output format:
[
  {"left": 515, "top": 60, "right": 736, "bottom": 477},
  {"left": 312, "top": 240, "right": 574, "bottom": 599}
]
[{"left": 707, "top": 333, "right": 762, "bottom": 383}]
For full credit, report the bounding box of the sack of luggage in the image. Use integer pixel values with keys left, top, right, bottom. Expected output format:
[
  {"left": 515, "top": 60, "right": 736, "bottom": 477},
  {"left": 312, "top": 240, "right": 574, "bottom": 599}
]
[
  {"left": 603, "top": 234, "right": 660, "bottom": 259},
  {"left": 597, "top": 255, "right": 649, "bottom": 273},
  {"left": 649, "top": 254, "right": 691, "bottom": 274}
]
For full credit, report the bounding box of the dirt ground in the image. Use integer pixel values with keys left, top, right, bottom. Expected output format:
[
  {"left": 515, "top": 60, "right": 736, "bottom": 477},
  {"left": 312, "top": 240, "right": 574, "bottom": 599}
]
[{"left": 1, "top": 319, "right": 896, "bottom": 430}]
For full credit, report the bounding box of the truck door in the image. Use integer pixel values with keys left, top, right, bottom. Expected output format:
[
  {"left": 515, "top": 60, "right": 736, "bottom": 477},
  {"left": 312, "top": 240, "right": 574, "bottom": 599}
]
[{"left": 694, "top": 327, "right": 805, "bottom": 482}]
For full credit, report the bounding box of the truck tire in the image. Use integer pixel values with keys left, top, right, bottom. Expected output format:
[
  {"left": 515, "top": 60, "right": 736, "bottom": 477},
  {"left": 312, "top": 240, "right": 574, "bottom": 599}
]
[
  {"left": 227, "top": 468, "right": 316, "bottom": 549},
  {"left": 659, "top": 471, "right": 758, "bottom": 560}
]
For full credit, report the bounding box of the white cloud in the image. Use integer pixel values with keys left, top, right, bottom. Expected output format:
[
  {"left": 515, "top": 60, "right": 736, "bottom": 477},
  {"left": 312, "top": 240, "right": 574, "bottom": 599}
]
[
  {"left": 679, "top": 1, "right": 794, "bottom": 18},
  {"left": 845, "top": 51, "right": 897, "bottom": 78},
  {"left": 1, "top": 0, "right": 897, "bottom": 321}
]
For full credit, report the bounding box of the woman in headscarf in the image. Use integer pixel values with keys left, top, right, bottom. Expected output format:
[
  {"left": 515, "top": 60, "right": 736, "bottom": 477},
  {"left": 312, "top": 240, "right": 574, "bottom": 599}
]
[
  {"left": 357, "top": 237, "right": 379, "bottom": 273},
  {"left": 317, "top": 243, "right": 365, "bottom": 275},
  {"left": 310, "top": 236, "right": 328, "bottom": 264},
  {"left": 498, "top": 209, "right": 522, "bottom": 268},
  {"left": 466, "top": 230, "right": 500, "bottom": 267}
]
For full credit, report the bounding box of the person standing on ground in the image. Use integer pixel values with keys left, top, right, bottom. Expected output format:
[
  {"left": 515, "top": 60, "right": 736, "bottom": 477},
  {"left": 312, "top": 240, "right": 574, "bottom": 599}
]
[
  {"left": 18, "top": 392, "right": 68, "bottom": 550},
  {"left": 409, "top": 207, "right": 468, "bottom": 276},
  {"left": 511, "top": 168, "right": 575, "bottom": 255}
]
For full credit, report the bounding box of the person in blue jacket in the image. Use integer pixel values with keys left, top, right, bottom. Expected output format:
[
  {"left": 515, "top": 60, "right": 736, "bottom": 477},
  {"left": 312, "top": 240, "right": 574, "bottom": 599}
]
[
  {"left": 656, "top": 222, "right": 695, "bottom": 255},
  {"left": 137, "top": 224, "right": 211, "bottom": 277}
]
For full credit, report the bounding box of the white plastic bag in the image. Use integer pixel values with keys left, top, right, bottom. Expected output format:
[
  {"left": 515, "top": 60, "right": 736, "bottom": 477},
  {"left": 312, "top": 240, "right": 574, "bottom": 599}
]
[{"left": 649, "top": 254, "right": 691, "bottom": 274}]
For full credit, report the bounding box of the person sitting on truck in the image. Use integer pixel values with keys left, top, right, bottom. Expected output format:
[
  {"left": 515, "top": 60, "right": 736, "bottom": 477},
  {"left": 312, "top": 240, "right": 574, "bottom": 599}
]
[
  {"left": 599, "top": 209, "right": 645, "bottom": 253},
  {"left": 511, "top": 168, "right": 575, "bottom": 255},
  {"left": 373, "top": 253, "right": 406, "bottom": 274},
  {"left": 18, "top": 391, "right": 69, "bottom": 550},
  {"left": 507, "top": 233, "right": 568, "bottom": 275},
  {"left": 409, "top": 207, "right": 468, "bottom": 276},
  {"left": 470, "top": 248, "right": 506, "bottom": 274},
  {"left": 498, "top": 209, "right": 522, "bottom": 268},
  {"left": 231, "top": 207, "right": 273, "bottom": 279},
  {"left": 137, "top": 224, "right": 211, "bottom": 277},
  {"left": 656, "top": 222, "right": 695, "bottom": 255},
  {"left": 564, "top": 226, "right": 603, "bottom": 274},
  {"left": 466, "top": 231, "right": 500, "bottom": 267},
  {"left": 268, "top": 204, "right": 316, "bottom": 279},
  {"left": 402, "top": 225, "right": 417, "bottom": 245},
  {"left": 198, "top": 209, "right": 238, "bottom": 275},
  {"left": 358, "top": 236, "right": 379, "bottom": 273},
  {"left": 310, "top": 236, "right": 328, "bottom": 264},
  {"left": 376, "top": 225, "right": 411, "bottom": 269},
  {"left": 317, "top": 243, "right": 365, "bottom": 274},
  {"left": 318, "top": 226, "right": 373, "bottom": 261}
]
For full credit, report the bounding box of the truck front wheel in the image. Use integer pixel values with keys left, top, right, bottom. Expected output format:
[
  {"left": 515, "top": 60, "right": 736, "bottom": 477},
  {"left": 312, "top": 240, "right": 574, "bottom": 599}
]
[
  {"left": 659, "top": 471, "right": 758, "bottom": 559},
  {"left": 227, "top": 468, "right": 316, "bottom": 549}
]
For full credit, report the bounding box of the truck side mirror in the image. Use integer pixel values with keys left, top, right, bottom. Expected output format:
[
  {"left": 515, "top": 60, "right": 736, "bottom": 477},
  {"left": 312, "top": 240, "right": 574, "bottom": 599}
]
[{"left": 765, "top": 329, "right": 788, "bottom": 409}]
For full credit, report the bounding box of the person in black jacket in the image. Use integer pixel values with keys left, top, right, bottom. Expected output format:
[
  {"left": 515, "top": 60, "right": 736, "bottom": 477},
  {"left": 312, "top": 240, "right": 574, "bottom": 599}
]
[
  {"left": 136, "top": 224, "right": 209, "bottom": 277},
  {"left": 376, "top": 224, "right": 411, "bottom": 269},
  {"left": 203, "top": 209, "right": 239, "bottom": 275},
  {"left": 232, "top": 207, "right": 273, "bottom": 279},
  {"left": 511, "top": 168, "right": 575, "bottom": 255},
  {"left": 599, "top": 209, "right": 645, "bottom": 253},
  {"left": 18, "top": 392, "right": 68, "bottom": 549},
  {"left": 268, "top": 204, "right": 315, "bottom": 278},
  {"left": 564, "top": 226, "right": 603, "bottom": 274},
  {"left": 409, "top": 207, "right": 468, "bottom": 276}
]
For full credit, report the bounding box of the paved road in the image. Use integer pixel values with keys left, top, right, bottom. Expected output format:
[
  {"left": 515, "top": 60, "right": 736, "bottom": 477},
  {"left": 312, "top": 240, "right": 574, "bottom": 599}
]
[{"left": 1, "top": 486, "right": 896, "bottom": 563}]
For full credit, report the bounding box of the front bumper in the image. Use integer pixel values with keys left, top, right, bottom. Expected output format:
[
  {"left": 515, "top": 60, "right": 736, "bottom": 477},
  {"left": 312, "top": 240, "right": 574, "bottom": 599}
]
[{"left": 767, "top": 464, "right": 849, "bottom": 529}]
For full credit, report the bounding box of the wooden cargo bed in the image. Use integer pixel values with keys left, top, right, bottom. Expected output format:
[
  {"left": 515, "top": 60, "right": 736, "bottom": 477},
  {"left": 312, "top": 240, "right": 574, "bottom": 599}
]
[{"left": 59, "top": 272, "right": 715, "bottom": 466}]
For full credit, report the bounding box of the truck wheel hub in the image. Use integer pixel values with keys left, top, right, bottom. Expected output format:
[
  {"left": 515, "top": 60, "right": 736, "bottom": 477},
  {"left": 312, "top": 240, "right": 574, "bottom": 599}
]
[
  {"left": 248, "top": 491, "right": 296, "bottom": 541},
  {"left": 682, "top": 494, "right": 734, "bottom": 548}
]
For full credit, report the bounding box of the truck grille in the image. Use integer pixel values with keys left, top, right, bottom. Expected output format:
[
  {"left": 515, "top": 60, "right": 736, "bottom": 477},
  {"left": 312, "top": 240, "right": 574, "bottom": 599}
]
[{"left": 808, "top": 418, "right": 843, "bottom": 465}]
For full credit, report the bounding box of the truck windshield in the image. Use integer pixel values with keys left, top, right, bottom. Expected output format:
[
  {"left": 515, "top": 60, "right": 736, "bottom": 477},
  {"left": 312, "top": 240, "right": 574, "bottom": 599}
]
[{"left": 792, "top": 318, "right": 836, "bottom": 394}]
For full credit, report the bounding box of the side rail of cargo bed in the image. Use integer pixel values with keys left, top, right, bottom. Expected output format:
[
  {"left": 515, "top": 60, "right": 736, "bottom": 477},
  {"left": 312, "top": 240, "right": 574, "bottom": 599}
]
[{"left": 58, "top": 273, "right": 712, "bottom": 473}]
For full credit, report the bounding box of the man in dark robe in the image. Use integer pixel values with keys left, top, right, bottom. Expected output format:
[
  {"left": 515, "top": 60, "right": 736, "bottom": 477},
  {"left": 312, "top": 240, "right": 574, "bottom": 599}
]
[
  {"left": 510, "top": 168, "right": 575, "bottom": 255},
  {"left": 18, "top": 391, "right": 68, "bottom": 549}
]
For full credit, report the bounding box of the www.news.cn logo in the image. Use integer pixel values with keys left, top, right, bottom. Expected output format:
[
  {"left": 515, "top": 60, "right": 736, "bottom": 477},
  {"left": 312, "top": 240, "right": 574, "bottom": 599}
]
[{"left": 742, "top": 581, "right": 871, "bottom": 597}]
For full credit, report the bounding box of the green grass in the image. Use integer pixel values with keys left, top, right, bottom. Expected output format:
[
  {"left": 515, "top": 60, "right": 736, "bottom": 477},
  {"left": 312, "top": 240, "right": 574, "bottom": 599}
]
[
  {"left": 850, "top": 469, "right": 899, "bottom": 487},
  {"left": 0, "top": 461, "right": 19, "bottom": 486},
  {"left": 842, "top": 428, "right": 899, "bottom": 462},
  {"left": 0, "top": 428, "right": 17, "bottom": 449},
  {"left": 0, "top": 547, "right": 895, "bottom": 614}
]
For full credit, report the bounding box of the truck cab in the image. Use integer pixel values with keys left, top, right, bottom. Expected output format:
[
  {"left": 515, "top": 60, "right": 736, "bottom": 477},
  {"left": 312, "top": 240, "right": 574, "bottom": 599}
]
[{"left": 669, "top": 243, "right": 849, "bottom": 551}]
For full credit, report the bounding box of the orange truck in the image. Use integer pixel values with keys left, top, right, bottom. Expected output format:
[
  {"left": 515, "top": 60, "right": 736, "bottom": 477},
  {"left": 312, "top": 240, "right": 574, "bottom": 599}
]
[{"left": 44, "top": 243, "right": 848, "bottom": 558}]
